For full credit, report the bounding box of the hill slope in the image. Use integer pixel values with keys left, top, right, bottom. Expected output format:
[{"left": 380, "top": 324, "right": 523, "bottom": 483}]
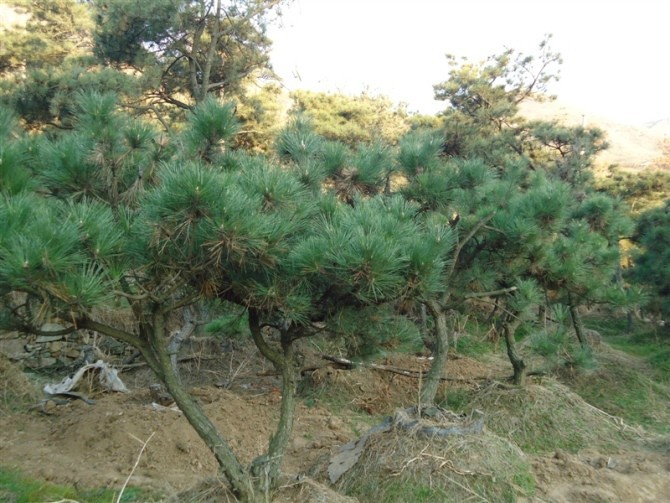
[{"left": 520, "top": 100, "right": 667, "bottom": 172}]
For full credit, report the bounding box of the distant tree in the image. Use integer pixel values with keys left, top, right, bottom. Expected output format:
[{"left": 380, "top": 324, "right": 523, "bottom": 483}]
[
  {"left": 0, "top": 0, "right": 112, "bottom": 127},
  {"left": 290, "top": 90, "right": 410, "bottom": 146},
  {"left": 0, "top": 0, "right": 93, "bottom": 76},
  {"left": 596, "top": 166, "right": 670, "bottom": 215},
  {"left": 92, "top": 0, "right": 284, "bottom": 107},
  {"left": 434, "top": 35, "right": 561, "bottom": 161},
  {"left": 527, "top": 120, "right": 608, "bottom": 187},
  {"left": 630, "top": 200, "right": 670, "bottom": 318},
  {"left": 234, "top": 80, "right": 287, "bottom": 152},
  {"left": 1, "top": 0, "right": 288, "bottom": 132}
]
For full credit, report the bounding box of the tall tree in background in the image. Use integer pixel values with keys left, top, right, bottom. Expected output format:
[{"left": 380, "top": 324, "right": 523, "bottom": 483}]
[
  {"left": 434, "top": 35, "right": 561, "bottom": 162},
  {"left": 397, "top": 37, "right": 632, "bottom": 397},
  {"left": 0, "top": 0, "right": 92, "bottom": 76},
  {"left": 630, "top": 200, "right": 670, "bottom": 319},
  {"left": 290, "top": 90, "right": 410, "bottom": 146},
  {"left": 1, "top": 0, "right": 287, "bottom": 130},
  {"left": 93, "top": 0, "right": 283, "bottom": 108}
]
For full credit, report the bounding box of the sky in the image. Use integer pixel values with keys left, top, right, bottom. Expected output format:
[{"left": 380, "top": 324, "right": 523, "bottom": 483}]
[{"left": 267, "top": 0, "right": 669, "bottom": 126}]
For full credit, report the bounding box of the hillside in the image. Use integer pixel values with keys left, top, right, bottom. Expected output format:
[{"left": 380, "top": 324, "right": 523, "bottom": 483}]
[
  {"left": 1, "top": 329, "right": 669, "bottom": 502},
  {"left": 519, "top": 100, "right": 667, "bottom": 172}
]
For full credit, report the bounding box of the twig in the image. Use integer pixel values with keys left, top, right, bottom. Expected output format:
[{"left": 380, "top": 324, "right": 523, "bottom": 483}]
[
  {"left": 581, "top": 401, "right": 641, "bottom": 434},
  {"left": 116, "top": 431, "right": 156, "bottom": 503},
  {"left": 320, "top": 354, "right": 486, "bottom": 383},
  {"left": 442, "top": 473, "right": 491, "bottom": 502},
  {"left": 390, "top": 445, "right": 430, "bottom": 476},
  {"left": 116, "top": 354, "right": 216, "bottom": 369}
]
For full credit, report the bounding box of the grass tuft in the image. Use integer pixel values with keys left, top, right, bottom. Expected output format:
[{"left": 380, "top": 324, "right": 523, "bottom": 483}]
[{"left": 0, "top": 468, "right": 156, "bottom": 503}]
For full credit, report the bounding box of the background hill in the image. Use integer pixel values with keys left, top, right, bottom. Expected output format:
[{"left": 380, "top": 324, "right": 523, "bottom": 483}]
[{"left": 520, "top": 99, "right": 668, "bottom": 172}]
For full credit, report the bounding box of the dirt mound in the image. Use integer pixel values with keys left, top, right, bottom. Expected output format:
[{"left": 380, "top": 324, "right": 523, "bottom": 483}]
[
  {"left": 329, "top": 410, "right": 534, "bottom": 503},
  {"left": 526, "top": 448, "right": 670, "bottom": 503},
  {"left": 464, "top": 379, "right": 640, "bottom": 454},
  {"left": 0, "top": 383, "right": 366, "bottom": 495},
  {"left": 303, "top": 353, "right": 494, "bottom": 415}
]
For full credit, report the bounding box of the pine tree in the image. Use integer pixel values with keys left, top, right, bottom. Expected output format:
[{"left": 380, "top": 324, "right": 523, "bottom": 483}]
[
  {"left": 0, "top": 96, "right": 431, "bottom": 500},
  {"left": 631, "top": 200, "right": 670, "bottom": 318}
]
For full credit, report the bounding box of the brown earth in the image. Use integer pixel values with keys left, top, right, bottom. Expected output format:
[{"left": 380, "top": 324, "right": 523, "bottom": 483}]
[{"left": 1, "top": 344, "right": 669, "bottom": 502}]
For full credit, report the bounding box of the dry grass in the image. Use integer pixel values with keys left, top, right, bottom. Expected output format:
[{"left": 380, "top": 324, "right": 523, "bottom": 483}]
[
  {"left": 465, "top": 379, "right": 640, "bottom": 454},
  {"left": 173, "top": 475, "right": 358, "bottom": 503},
  {"left": 333, "top": 423, "right": 534, "bottom": 503},
  {"left": 0, "top": 353, "right": 39, "bottom": 415},
  {"left": 327, "top": 374, "right": 648, "bottom": 502}
]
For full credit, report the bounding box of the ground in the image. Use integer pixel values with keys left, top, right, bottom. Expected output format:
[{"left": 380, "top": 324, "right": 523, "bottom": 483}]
[{"left": 0, "top": 340, "right": 669, "bottom": 502}]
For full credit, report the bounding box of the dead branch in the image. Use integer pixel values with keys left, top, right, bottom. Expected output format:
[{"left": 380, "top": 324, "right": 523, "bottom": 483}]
[{"left": 320, "top": 354, "right": 488, "bottom": 383}]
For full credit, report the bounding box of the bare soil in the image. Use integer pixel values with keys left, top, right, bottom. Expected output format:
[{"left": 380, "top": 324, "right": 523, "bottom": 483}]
[{"left": 1, "top": 344, "right": 669, "bottom": 502}]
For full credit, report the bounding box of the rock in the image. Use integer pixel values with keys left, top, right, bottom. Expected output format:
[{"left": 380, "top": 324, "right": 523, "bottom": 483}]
[
  {"left": 36, "top": 335, "right": 64, "bottom": 344},
  {"left": 48, "top": 341, "right": 65, "bottom": 353},
  {"left": 42, "top": 399, "right": 58, "bottom": 414},
  {"left": 584, "top": 329, "right": 602, "bottom": 346},
  {"left": 40, "top": 322, "right": 65, "bottom": 332},
  {"left": 291, "top": 435, "right": 309, "bottom": 453},
  {"left": 176, "top": 441, "right": 191, "bottom": 453},
  {"left": 327, "top": 416, "right": 344, "bottom": 431},
  {"left": 39, "top": 356, "right": 57, "bottom": 367},
  {"left": 149, "top": 383, "right": 174, "bottom": 406},
  {"left": 66, "top": 348, "right": 81, "bottom": 359}
]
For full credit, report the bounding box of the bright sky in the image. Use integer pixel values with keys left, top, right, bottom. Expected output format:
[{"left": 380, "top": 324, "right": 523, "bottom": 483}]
[{"left": 268, "top": 0, "right": 669, "bottom": 125}]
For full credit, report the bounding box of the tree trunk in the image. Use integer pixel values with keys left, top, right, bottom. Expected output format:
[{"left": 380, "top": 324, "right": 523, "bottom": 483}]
[
  {"left": 251, "top": 338, "right": 299, "bottom": 497},
  {"left": 147, "top": 308, "right": 255, "bottom": 501},
  {"left": 248, "top": 310, "right": 301, "bottom": 497},
  {"left": 167, "top": 306, "right": 196, "bottom": 384},
  {"left": 420, "top": 301, "right": 450, "bottom": 407},
  {"left": 419, "top": 303, "right": 433, "bottom": 351},
  {"left": 567, "top": 291, "right": 589, "bottom": 349},
  {"left": 501, "top": 314, "right": 526, "bottom": 385}
]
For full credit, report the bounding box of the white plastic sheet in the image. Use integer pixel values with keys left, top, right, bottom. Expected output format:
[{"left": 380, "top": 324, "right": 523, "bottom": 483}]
[{"left": 43, "top": 359, "right": 128, "bottom": 395}]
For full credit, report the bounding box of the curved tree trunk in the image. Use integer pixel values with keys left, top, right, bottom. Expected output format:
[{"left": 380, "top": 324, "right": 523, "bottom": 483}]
[
  {"left": 501, "top": 313, "right": 526, "bottom": 385},
  {"left": 420, "top": 301, "right": 450, "bottom": 407},
  {"left": 146, "top": 307, "right": 255, "bottom": 502},
  {"left": 567, "top": 291, "right": 589, "bottom": 349},
  {"left": 248, "top": 309, "right": 301, "bottom": 497}
]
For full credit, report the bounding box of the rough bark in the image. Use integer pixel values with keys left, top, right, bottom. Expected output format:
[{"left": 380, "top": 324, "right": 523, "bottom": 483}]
[
  {"left": 567, "top": 291, "right": 589, "bottom": 349},
  {"left": 167, "top": 306, "right": 197, "bottom": 384},
  {"left": 501, "top": 314, "right": 526, "bottom": 385},
  {"left": 248, "top": 309, "right": 300, "bottom": 496},
  {"left": 147, "top": 307, "right": 256, "bottom": 501},
  {"left": 420, "top": 301, "right": 450, "bottom": 407}
]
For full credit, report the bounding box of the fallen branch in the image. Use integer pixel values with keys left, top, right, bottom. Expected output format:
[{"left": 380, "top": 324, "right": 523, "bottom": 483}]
[
  {"left": 116, "top": 354, "right": 217, "bottom": 369},
  {"left": 320, "top": 354, "right": 487, "bottom": 383}
]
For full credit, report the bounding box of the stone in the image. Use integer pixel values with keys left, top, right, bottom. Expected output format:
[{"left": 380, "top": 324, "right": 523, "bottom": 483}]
[
  {"left": 327, "top": 416, "right": 344, "bottom": 431},
  {"left": 39, "top": 356, "right": 57, "bottom": 367},
  {"left": 48, "top": 341, "right": 65, "bottom": 353},
  {"left": 35, "top": 335, "right": 64, "bottom": 344},
  {"left": 66, "top": 348, "right": 81, "bottom": 359}
]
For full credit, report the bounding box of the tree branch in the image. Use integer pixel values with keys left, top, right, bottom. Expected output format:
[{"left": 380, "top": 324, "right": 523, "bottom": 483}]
[
  {"left": 248, "top": 308, "right": 283, "bottom": 368},
  {"left": 465, "top": 286, "right": 518, "bottom": 299},
  {"left": 76, "top": 317, "right": 145, "bottom": 350}
]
